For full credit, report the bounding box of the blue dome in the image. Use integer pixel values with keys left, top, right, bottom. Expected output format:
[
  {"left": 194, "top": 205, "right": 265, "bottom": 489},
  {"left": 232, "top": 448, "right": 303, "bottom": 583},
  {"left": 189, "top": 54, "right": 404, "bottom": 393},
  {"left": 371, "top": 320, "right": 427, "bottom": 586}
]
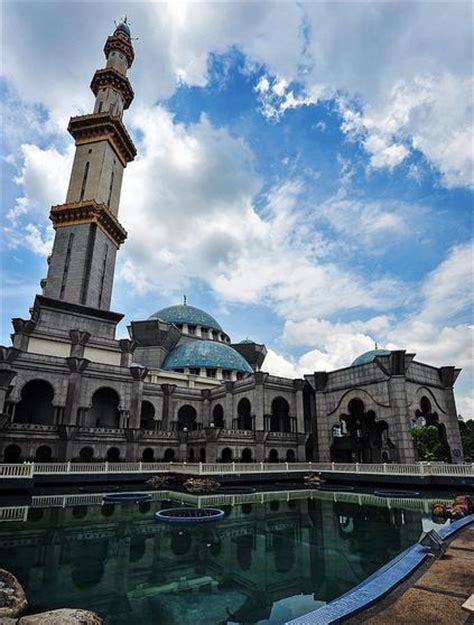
[
  {"left": 149, "top": 304, "right": 223, "bottom": 332},
  {"left": 351, "top": 349, "right": 392, "bottom": 366},
  {"left": 163, "top": 340, "right": 252, "bottom": 373}
]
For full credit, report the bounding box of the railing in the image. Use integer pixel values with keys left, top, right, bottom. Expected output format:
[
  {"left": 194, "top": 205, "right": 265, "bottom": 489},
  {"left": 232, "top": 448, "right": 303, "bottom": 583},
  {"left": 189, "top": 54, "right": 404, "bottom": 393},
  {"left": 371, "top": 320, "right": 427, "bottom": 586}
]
[
  {"left": 0, "top": 489, "right": 455, "bottom": 523},
  {"left": 0, "top": 461, "right": 472, "bottom": 478}
]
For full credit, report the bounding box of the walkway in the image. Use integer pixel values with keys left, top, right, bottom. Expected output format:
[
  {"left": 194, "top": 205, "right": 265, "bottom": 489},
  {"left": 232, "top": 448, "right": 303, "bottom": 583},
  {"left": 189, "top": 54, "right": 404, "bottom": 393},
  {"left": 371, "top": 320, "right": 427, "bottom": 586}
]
[{"left": 357, "top": 525, "right": 474, "bottom": 624}]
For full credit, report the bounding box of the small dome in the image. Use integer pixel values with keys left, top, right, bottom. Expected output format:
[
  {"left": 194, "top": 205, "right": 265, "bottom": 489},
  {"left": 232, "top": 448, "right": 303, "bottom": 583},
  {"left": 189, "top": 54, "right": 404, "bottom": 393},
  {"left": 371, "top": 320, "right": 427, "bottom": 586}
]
[
  {"left": 115, "top": 21, "right": 131, "bottom": 37},
  {"left": 240, "top": 338, "right": 254, "bottom": 344},
  {"left": 149, "top": 304, "right": 223, "bottom": 332},
  {"left": 351, "top": 349, "right": 391, "bottom": 366},
  {"left": 163, "top": 340, "right": 252, "bottom": 373}
]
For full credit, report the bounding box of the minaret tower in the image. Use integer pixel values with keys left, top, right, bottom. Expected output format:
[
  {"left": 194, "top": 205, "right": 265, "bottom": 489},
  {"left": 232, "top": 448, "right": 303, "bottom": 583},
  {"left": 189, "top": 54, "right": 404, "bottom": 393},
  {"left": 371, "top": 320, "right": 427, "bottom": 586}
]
[{"left": 42, "top": 19, "right": 136, "bottom": 310}]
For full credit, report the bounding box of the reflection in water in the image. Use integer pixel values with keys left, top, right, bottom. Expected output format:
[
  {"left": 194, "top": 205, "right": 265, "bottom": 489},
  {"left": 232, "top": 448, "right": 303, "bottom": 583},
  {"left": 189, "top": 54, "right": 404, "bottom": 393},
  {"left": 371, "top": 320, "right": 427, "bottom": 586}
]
[{"left": 0, "top": 493, "right": 443, "bottom": 625}]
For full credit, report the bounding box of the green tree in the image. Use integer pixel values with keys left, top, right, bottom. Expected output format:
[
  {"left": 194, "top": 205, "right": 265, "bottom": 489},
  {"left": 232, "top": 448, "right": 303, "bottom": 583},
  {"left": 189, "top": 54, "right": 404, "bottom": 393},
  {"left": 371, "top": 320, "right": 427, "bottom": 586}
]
[
  {"left": 411, "top": 425, "right": 446, "bottom": 461},
  {"left": 459, "top": 419, "right": 474, "bottom": 462}
]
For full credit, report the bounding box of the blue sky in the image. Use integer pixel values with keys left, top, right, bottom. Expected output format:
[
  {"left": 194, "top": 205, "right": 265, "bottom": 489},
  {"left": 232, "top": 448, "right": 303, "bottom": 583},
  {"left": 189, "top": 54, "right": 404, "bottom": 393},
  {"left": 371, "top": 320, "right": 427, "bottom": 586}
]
[{"left": 1, "top": 2, "right": 473, "bottom": 415}]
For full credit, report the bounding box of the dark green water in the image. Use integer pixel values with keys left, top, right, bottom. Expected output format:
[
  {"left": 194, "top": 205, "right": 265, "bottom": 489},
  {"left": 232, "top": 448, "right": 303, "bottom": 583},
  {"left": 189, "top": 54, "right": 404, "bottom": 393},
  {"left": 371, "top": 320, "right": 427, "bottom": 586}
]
[{"left": 0, "top": 491, "right": 449, "bottom": 624}]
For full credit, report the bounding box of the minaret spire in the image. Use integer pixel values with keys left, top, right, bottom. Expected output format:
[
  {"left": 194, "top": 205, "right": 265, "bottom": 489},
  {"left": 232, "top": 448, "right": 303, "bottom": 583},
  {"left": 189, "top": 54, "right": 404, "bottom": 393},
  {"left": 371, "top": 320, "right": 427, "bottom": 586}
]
[{"left": 42, "top": 22, "right": 137, "bottom": 311}]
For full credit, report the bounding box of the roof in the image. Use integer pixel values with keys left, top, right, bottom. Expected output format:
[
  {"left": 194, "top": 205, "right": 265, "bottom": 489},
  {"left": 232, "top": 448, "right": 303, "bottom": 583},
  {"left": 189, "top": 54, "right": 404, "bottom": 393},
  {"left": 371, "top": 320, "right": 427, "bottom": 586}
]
[
  {"left": 351, "top": 349, "right": 392, "bottom": 366},
  {"left": 162, "top": 340, "right": 253, "bottom": 373},
  {"left": 149, "top": 304, "right": 223, "bottom": 332},
  {"left": 115, "top": 21, "right": 131, "bottom": 37}
]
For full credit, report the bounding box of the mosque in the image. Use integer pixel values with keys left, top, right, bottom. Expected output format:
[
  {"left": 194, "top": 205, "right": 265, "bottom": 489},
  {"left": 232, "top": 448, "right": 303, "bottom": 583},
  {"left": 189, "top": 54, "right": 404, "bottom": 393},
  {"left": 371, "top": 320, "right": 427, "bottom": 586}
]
[{"left": 0, "top": 22, "right": 464, "bottom": 465}]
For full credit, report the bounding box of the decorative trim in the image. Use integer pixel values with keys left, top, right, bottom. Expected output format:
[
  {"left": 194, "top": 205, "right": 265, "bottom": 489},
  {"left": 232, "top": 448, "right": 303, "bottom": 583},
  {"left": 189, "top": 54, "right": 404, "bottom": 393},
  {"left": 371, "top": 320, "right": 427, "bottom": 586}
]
[
  {"left": 49, "top": 200, "right": 128, "bottom": 248},
  {"left": 104, "top": 33, "right": 135, "bottom": 67},
  {"left": 68, "top": 113, "right": 136, "bottom": 166},
  {"left": 90, "top": 68, "right": 134, "bottom": 109}
]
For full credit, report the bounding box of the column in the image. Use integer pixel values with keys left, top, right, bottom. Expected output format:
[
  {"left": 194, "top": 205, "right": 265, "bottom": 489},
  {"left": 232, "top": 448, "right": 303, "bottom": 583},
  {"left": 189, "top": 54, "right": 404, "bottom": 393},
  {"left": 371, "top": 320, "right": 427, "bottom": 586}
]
[
  {"left": 0, "top": 369, "right": 16, "bottom": 416},
  {"left": 439, "top": 367, "right": 464, "bottom": 462},
  {"left": 254, "top": 372, "right": 268, "bottom": 431},
  {"left": 160, "top": 384, "right": 177, "bottom": 430},
  {"left": 129, "top": 365, "right": 149, "bottom": 429},
  {"left": 64, "top": 357, "right": 90, "bottom": 425},
  {"left": 224, "top": 381, "right": 234, "bottom": 428},
  {"left": 313, "top": 372, "right": 330, "bottom": 462},
  {"left": 119, "top": 339, "right": 137, "bottom": 368},
  {"left": 201, "top": 389, "right": 211, "bottom": 427},
  {"left": 69, "top": 329, "right": 90, "bottom": 358},
  {"left": 294, "top": 379, "right": 306, "bottom": 460}
]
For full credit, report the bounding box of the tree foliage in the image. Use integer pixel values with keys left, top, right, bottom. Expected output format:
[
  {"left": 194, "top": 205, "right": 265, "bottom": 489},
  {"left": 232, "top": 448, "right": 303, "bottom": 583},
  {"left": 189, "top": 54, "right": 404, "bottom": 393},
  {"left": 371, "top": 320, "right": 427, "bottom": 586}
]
[
  {"left": 459, "top": 419, "right": 474, "bottom": 462},
  {"left": 411, "top": 425, "right": 447, "bottom": 461}
]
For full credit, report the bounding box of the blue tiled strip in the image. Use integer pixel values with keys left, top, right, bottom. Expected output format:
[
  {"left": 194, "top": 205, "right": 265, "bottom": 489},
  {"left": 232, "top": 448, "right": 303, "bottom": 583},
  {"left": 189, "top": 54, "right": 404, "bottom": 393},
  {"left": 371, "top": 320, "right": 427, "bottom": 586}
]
[{"left": 287, "top": 514, "right": 474, "bottom": 625}]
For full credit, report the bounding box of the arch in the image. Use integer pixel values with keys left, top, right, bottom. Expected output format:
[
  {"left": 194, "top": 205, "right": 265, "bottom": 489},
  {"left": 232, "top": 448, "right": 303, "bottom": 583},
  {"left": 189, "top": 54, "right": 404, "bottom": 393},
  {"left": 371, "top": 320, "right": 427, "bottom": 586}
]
[
  {"left": 420, "top": 396, "right": 432, "bottom": 414},
  {"left": 71, "top": 540, "right": 106, "bottom": 589},
  {"left": 221, "top": 447, "right": 233, "bottom": 463},
  {"left": 286, "top": 449, "right": 296, "bottom": 462},
  {"left": 129, "top": 536, "right": 146, "bottom": 563},
  {"left": 164, "top": 448, "right": 175, "bottom": 462},
  {"left": 270, "top": 397, "right": 291, "bottom": 433},
  {"left": 106, "top": 447, "right": 120, "bottom": 462},
  {"left": 140, "top": 401, "right": 155, "bottom": 430},
  {"left": 199, "top": 447, "right": 206, "bottom": 462},
  {"left": 4, "top": 444, "right": 22, "bottom": 463},
  {"left": 177, "top": 405, "right": 197, "bottom": 431},
  {"left": 237, "top": 398, "right": 252, "bottom": 430},
  {"left": 188, "top": 448, "right": 195, "bottom": 462},
  {"left": 15, "top": 380, "right": 55, "bottom": 425},
  {"left": 79, "top": 446, "right": 94, "bottom": 462},
  {"left": 35, "top": 445, "right": 52, "bottom": 462},
  {"left": 236, "top": 534, "right": 253, "bottom": 571},
  {"left": 268, "top": 448, "right": 279, "bottom": 463},
  {"left": 305, "top": 436, "right": 314, "bottom": 461},
  {"left": 212, "top": 404, "right": 224, "bottom": 428},
  {"left": 142, "top": 448, "right": 154, "bottom": 462},
  {"left": 89, "top": 387, "right": 120, "bottom": 429},
  {"left": 241, "top": 448, "right": 253, "bottom": 462}
]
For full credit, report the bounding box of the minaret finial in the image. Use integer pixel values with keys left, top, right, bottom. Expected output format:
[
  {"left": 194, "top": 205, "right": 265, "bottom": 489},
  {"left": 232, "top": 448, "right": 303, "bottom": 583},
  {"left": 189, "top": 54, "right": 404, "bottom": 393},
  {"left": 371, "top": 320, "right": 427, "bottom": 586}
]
[
  {"left": 183, "top": 294, "right": 187, "bottom": 305},
  {"left": 375, "top": 341, "right": 378, "bottom": 350}
]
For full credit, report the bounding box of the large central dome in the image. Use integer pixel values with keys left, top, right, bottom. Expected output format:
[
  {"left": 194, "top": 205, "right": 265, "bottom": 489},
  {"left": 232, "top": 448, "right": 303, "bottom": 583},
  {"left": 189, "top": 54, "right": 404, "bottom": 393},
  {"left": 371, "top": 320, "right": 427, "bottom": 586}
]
[
  {"left": 163, "top": 340, "right": 252, "bottom": 373},
  {"left": 149, "top": 304, "right": 223, "bottom": 332}
]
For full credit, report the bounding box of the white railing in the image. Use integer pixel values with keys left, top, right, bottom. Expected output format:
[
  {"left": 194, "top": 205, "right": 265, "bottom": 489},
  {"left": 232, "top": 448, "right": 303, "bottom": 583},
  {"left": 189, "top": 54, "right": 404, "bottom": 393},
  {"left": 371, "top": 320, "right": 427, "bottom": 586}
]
[
  {"left": 0, "top": 463, "right": 34, "bottom": 478},
  {"left": 0, "top": 461, "right": 472, "bottom": 478}
]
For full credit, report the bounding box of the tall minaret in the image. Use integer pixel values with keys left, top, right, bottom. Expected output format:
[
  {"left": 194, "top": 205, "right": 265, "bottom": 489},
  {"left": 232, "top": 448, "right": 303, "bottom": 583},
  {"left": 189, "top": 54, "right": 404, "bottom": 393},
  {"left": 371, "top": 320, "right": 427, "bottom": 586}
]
[{"left": 42, "top": 20, "right": 136, "bottom": 311}]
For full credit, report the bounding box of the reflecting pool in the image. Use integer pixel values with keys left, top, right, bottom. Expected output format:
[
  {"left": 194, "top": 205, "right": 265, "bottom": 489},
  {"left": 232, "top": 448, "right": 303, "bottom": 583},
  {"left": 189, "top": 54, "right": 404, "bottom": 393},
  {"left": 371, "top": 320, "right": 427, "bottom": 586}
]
[{"left": 0, "top": 489, "right": 450, "bottom": 624}]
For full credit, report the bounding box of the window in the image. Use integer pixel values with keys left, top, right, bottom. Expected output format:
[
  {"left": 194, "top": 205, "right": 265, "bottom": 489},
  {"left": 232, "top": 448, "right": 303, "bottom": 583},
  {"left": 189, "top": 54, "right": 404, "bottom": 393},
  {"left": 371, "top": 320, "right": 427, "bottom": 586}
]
[
  {"left": 206, "top": 368, "right": 216, "bottom": 378},
  {"left": 189, "top": 368, "right": 200, "bottom": 375},
  {"left": 188, "top": 325, "right": 196, "bottom": 335},
  {"left": 107, "top": 171, "right": 114, "bottom": 206},
  {"left": 98, "top": 102, "right": 103, "bottom": 113},
  {"left": 237, "top": 372, "right": 244, "bottom": 380},
  {"left": 80, "top": 162, "right": 90, "bottom": 201},
  {"left": 222, "top": 370, "right": 232, "bottom": 380}
]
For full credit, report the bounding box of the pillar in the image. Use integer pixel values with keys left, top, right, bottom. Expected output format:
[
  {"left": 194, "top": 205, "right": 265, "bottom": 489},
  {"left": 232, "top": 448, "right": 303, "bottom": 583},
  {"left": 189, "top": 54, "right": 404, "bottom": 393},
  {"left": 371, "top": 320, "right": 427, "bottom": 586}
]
[
  {"left": 160, "top": 384, "right": 177, "bottom": 429},
  {"left": 64, "top": 357, "right": 90, "bottom": 425},
  {"left": 119, "top": 339, "right": 137, "bottom": 368},
  {"left": 129, "top": 364, "right": 149, "bottom": 429},
  {"left": 254, "top": 372, "right": 268, "bottom": 431}
]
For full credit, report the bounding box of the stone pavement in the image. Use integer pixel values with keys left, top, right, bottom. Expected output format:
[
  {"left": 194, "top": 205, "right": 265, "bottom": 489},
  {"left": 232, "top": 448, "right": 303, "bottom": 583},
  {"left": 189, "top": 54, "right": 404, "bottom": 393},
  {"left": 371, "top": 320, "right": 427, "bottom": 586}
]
[{"left": 359, "top": 526, "right": 474, "bottom": 624}]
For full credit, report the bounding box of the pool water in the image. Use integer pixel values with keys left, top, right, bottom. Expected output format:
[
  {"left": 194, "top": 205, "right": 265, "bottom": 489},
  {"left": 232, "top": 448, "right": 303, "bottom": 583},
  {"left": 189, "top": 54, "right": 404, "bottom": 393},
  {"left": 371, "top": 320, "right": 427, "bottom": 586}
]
[{"left": 0, "top": 490, "right": 450, "bottom": 624}]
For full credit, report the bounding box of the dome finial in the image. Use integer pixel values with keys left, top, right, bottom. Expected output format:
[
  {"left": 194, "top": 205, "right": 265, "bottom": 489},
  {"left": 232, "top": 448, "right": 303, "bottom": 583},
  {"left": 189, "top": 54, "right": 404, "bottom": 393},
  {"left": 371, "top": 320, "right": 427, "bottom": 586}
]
[
  {"left": 183, "top": 294, "right": 187, "bottom": 305},
  {"left": 375, "top": 341, "right": 378, "bottom": 350}
]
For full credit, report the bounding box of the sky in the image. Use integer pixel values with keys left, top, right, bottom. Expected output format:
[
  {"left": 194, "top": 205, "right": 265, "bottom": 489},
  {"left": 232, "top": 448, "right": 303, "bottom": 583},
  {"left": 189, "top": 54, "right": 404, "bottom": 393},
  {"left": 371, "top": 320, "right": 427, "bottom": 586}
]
[{"left": 1, "top": 1, "right": 473, "bottom": 417}]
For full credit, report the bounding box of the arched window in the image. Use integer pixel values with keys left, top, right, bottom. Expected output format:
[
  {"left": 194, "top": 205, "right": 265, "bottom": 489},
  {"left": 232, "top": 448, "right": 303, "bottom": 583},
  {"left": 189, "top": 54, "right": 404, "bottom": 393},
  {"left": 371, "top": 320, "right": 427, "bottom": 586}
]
[
  {"left": 164, "top": 448, "right": 175, "bottom": 462},
  {"left": 270, "top": 397, "right": 291, "bottom": 432},
  {"left": 106, "top": 447, "right": 120, "bottom": 462},
  {"left": 268, "top": 449, "right": 279, "bottom": 463},
  {"left": 199, "top": 448, "right": 206, "bottom": 462},
  {"left": 177, "top": 405, "right": 197, "bottom": 430},
  {"left": 16, "top": 380, "right": 55, "bottom": 425},
  {"left": 79, "top": 446, "right": 94, "bottom": 462},
  {"left": 237, "top": 398, "right": 252, "bottom": 430},
  {"left": 212, "top": 404, "right": 224, "bottom": 428},
  {"left": 4, "top": 444, "right": 22, "bottom": 463},
  {"left": 35, "top": 445, "right": 53, "bottom": 462},
  {"left": 188, "top": 448, "right": 195, "bottom": 462},
  {"left": 221, "top": 447, "right": 233, "bottom": 463},
  {"left": 89, "top": 388, "right": 120, "bottom": 429},
  {"left": 241, "top": 448, "right": 253, "bottom": 462},
  {"left": 286, "top": 449, "right": 296, "bottom": 462},
  {"left": 142, "top": 448, "right": 154, "bottom": 462},
  {"left": 140, "top": 401, "right": 155, "bottom": 430},
  {"left": 80, "top": 162, "right": 90, "bottom": 201}
]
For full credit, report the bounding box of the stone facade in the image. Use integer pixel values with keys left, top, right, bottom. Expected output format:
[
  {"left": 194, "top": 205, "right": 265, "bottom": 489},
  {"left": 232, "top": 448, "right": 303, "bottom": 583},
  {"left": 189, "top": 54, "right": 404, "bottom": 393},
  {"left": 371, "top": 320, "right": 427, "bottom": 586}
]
[{"left": 0, "top": 22, "right": 464, "bottom": 466}]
